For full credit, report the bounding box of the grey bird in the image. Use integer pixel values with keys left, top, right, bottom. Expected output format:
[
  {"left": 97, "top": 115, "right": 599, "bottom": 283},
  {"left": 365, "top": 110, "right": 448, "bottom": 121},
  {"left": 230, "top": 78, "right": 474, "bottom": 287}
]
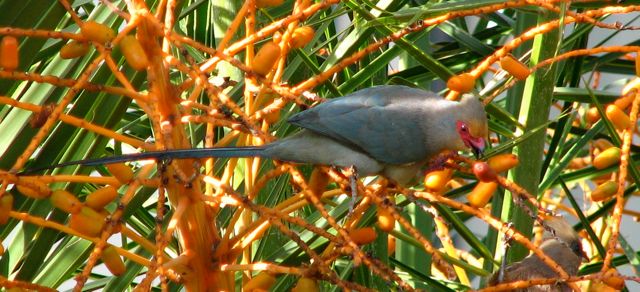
[
  {"left": 24, "top": 85, "right": 488, "bottom": 185},
  {"left": 488, "top": 217, "right": 587, "bottom": 292}
]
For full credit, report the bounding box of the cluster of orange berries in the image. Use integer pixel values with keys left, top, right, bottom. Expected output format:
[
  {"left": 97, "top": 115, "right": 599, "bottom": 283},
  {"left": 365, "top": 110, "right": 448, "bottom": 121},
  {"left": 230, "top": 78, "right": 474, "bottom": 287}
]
[
  {"left": 61, "top": 21, "right": 149, "bottom": 71},
  {"left": 447, "top": 55, "right": 530, "bottom": 93},
  {"left": 424, "top": 154, "right": 519, "bottom": 208},
  {"left": 14, "top": 163, "right": 133, "bottom": 275}
]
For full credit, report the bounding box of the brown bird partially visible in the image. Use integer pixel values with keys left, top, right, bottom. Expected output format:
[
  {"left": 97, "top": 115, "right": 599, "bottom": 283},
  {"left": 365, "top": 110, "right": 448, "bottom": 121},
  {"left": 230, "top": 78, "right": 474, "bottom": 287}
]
[{"left": 488, "top": 217, "right": 586, "bottom": 292}]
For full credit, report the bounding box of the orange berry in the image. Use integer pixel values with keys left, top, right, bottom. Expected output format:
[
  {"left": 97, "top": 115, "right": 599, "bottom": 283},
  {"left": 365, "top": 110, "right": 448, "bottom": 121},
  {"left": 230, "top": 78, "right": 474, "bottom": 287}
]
[
  {"left": 592, "top": 147, "right": 621, "bottom": 170},
  {"left": 602, "top": 268, "right": 625, "bottom": 290},
  {"left": 593, "top": 139, "right": 615, "bottom": 151},
  {"left": 85, "top": 185, "right": 118, "bottom": 210},
  {"left": 243, "top": 272, "right": 276, "bottom": 291},
  {"left": 605, "top": 104, "right": 631, "bottom": 131},
  {"left": 614, "top": 94, "right": 635, "bottom": 110},
  {"left": 102, "top": 245, "right": 126, "bottom": 276},
  {"left": 16, "top": 178, "right": 51, "bottom": 199},
  {"left": 0, "top": 36, "right": 19, "bottom": 71},
  {"left": 308, "top": 168, "right": 329, "bottom": 198},
  {"left": 499, "top": 55, "right": 530, "bottom": 80},
  {"left": 50, "top": 190, "right": 83, "bottom": 214},
  {"left": 446, "top": 73, "right": 475, "bottom": 93},
  {"left": 251, "top": 41, "right": 281, "bottom": 76},
  {"left": 290, "top": 26, "right": 315, "bottom": 49},
  {"left": 473, "top": 161, "right": 497, "bottom": 182},
  {"left": 256, "top": 0, "right": 284, "bottom": 7},
  {"left": 81, "top": 21, "right": 116, "bottom": 44},
  {"left": 487, "top": 153, "right": 519, "bottom": 173},
  {"left": 291, "top": 277, "right": 319, "bottom": 292},
  {"left": 636, "top": 52, "right": 640, "bottom": 77},
  {"left": 69, "top": 206, "right": 106, "bottom": 237},
  {"left": 106, "top": 163, "right": 134, "bottom": 184},
  {"left": 349, "top": 227, "right": 377, "bottom": 245},
  {"left": 424, "top": 168, "right": 453, "bottom": 193},
  {"left": 376, "top": 208, "right": 395, "bottom": 232},
  {"left": 120, "top": 35, "right": 149, "bottom": 71},
  {"left": 0, "top": 195, "right": 13, "bottom": 225},
  {"left": 586, "top": 107, "right": 601, "bottom": 123},
  {"left": 387, "top": 235, "right": 396, "bottom": 256},
  {"left": 467, "top": 181, "right": 497, "bottom": 208},
  {"left": 60, "top": 41, "right": 90, "bottom": 59},
  {"left": 590, "top": 181, "right": 618, "bottom": 202}
]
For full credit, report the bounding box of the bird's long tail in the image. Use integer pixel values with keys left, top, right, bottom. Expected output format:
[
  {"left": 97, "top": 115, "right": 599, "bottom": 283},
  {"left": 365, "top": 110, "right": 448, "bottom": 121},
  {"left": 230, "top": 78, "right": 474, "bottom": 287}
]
[{"left": 22, "top": 146, "right": 266, "bottom": 174}]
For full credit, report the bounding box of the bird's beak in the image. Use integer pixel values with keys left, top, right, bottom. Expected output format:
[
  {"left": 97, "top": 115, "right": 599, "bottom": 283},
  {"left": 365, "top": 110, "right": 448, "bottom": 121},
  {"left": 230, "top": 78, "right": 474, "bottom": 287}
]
[{"left": 469, "top": 136, "right": 485, "bottom": 158}]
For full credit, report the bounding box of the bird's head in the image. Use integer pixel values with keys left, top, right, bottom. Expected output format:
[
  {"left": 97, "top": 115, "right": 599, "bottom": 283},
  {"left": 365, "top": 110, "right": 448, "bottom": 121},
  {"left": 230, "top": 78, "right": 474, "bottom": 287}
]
[
  {"left": 456, "top": 120, "right": 486, "bottom": 158},
  {"left": 455, "top": 95, "right": 488, "bottom": 158},
  {"left": 542, "top": 216, "right": 588, "bottom": 261}
]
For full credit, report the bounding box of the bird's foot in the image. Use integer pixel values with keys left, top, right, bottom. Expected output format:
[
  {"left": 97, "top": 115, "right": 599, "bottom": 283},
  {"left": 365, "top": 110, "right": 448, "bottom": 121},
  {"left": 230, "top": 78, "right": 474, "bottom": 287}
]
[
  {"left": 498, "top": 222, "right": 514, "bottom": 283},
  {"left": 423, "top": 151, "right": 456, "bottom": 174}
]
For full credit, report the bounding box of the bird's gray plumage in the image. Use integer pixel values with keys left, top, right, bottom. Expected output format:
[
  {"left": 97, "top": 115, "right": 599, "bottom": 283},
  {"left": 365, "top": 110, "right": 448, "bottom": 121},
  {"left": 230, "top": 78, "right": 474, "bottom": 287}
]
[
  {"left": 24, "top": 85, "right": 488, "bottom": 184},
  {"left": 264, "top": 86, "right": 487, "bottom": 183},
  {"left": 488, "top": 217, "right": 584, "bottom": 292}
]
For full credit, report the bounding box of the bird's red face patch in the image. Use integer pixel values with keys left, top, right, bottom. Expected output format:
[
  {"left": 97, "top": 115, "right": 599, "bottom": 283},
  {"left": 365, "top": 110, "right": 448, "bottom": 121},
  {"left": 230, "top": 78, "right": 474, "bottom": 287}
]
[{"left": 456, "top": 120, "right": 485, "bottom": 157}]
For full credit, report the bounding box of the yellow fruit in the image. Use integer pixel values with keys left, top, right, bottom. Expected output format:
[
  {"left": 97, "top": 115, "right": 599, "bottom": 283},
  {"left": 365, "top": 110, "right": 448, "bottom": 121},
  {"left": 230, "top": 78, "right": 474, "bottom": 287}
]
[
  {"left": 50, "top": 190, "right": 83, "bottom": 214},
  {"left": 586, "top": 107, "right": 601, "bottom": 123},
  {"left": 86, "top": 186, "right": 118, "bottom": 210},
  {"left": 590, "top": 181, "right": 618, "bottom": 202},
  {"left": 16, "top": 179, "right": 51, "bottom": 199},
  {"left": 102, "top": 245, "right": 126, "bottom": 276},
  {"left": 349, "top": 227, "right": 377, "bottom": 245},
  {"left": 106, "top": 163, "right": 134, "bottom": 184},
  {"left": 81, "top": 21, "right": 116, "bottom": 44},
  {"left": 69, "top": 206, "right": 106, "bottom": 237},
  {"left": 592, "top": 147, "right": 621, "bottom": 170},
  {"left": 120, "top": 35, "right": 149, "bottom": 71},
  {"left": 636, "top": 52, "right": 640, "bottom": 77},
  {"left": 499, "top": 55, "right": 530, "bottom": 80},
  {"left": 308, "top": 168, "right": 329, "bottom": 199},
  {"left": 0, "top": 36, "right": 19, "bottom": 71},
  {"left": 602, "top": 268, "right": 625, "bottom": 290},
  {"left": 243, "top": 272, "right": 276, "bottom": 291},
  {"left": 467, "top": 181, "right": 498, "bottom": 208},
  {"left": 614, "top": 94, "right": 634, "bottom": 110},
  {"left": 487, "top": 153, "right": 519, "bottom": 173},
  {"left": 605, "top": 104, "right": 631, "bottom": 131},
  {"left": 593, "top": 139, "right": 615, "bottom": 151},
  {"left": 251, "top": 41, "right": 281, "bottom": 76},
  {"left": 0, "top": 195, "right": 13, "bottom": 225},
  {"left": 290, "top": 26, "right": 315, "bottom": 49},
  {"left": 291, "top": 277, "right": 319, "bottom": 292},
  {"left": 424, "top": 169, "right": 453, "bottom": 193},
  {"left": 60, "top": 41, "right": 90, "bottom": 59},
  {"left": 256, "top": 0, "right": 284, "bottom": 8},
  {"left": 376, "top": 208, "right": 395, "bottom": 232},
  {"left": 446, "top": 73, "right": 475, "bottom": 93},
  {"left": 387, "top": 235, "right": 396, "bottom": 256}
]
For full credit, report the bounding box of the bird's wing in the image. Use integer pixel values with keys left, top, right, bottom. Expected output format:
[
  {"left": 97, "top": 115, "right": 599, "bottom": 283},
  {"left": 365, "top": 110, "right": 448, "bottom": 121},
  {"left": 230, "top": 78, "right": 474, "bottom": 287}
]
[{"left": 288, "top": 85, "right": 444, "bottom": 164}]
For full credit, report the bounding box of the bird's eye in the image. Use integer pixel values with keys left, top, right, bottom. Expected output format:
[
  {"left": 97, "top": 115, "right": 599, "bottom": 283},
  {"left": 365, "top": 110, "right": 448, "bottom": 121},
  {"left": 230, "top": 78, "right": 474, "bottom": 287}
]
[{"left": 456, "top": 120, "right": 469, "bottom": 133}]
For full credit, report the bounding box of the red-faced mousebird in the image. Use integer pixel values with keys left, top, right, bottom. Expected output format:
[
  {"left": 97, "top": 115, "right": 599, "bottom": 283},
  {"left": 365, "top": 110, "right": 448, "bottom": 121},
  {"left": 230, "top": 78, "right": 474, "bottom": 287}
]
[
  {"left": 23, "top": 85, "right": 488, "bottom": 185},
  {"left": 488, "top": 216, "right": 587, "bottom": 292}
]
